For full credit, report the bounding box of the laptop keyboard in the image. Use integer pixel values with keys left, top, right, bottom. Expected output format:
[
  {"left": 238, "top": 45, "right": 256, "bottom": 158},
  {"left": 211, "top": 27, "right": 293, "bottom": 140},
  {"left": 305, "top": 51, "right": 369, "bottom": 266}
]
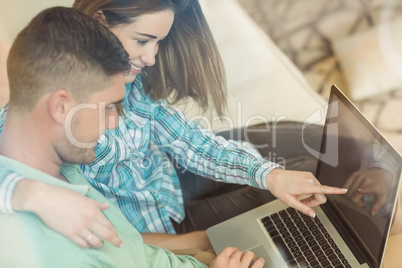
[{"left": 261, "top": 207, "right": 352, "bottom": 268}]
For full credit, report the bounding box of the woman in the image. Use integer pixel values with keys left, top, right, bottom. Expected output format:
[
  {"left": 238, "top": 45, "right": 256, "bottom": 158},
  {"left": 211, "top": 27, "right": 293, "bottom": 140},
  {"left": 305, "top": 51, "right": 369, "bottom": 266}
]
[{"left": 0, "top": 0, "right": 346, "bottom": 250}]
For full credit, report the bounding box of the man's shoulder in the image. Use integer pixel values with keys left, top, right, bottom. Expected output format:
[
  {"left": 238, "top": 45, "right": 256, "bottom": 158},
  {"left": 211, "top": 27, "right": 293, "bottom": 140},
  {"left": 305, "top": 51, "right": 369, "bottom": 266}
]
[{"left": 0, "top": 156, "right": 89, "bottom": 195}]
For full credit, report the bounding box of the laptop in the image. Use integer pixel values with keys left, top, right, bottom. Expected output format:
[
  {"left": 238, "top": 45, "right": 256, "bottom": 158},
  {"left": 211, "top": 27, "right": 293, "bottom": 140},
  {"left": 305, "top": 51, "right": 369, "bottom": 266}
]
[{"left": 207, "top": 85, "right": 402, "bottom": 268}]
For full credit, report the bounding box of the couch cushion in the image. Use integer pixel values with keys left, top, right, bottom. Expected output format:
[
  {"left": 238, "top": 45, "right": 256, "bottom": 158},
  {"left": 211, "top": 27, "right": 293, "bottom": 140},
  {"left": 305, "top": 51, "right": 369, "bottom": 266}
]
[
  {"left": 179, "top": 0, "right": 326, "bottom": 132},
  {"left": 333, "top": 17, "right": 402, "bottom": 101}
]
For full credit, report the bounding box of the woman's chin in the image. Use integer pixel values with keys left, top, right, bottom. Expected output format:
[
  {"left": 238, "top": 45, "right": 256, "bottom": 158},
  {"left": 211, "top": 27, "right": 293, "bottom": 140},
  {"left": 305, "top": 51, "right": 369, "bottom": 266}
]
[{"left": 124, "top": 73, "right": 137, "bottom": 84}]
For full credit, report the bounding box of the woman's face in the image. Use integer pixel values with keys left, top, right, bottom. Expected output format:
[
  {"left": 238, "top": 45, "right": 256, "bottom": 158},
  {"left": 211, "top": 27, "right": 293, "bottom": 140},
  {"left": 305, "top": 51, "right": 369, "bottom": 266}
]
[{"left": 107, "top": 10, "right": 175, "bottom": 84}]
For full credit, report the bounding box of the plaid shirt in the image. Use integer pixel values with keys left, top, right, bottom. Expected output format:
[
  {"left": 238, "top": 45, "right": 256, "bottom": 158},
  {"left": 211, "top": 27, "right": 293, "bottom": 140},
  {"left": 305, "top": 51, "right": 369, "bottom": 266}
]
[{"left": 0, "top": 76, "right": 280, "bottom": 233}]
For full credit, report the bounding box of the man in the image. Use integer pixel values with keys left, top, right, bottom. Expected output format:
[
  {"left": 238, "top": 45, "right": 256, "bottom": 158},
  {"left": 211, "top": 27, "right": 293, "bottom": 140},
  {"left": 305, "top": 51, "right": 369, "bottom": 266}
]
[{"left": 0, "top": 7, "right": 264, "bottom": 268}]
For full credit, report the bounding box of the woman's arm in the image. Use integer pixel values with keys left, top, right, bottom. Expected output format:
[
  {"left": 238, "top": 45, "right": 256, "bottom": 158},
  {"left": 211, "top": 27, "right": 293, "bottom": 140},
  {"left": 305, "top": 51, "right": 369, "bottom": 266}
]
[
  {"left": 148, "top": 100, "right": 347, "bottom": 216},
  {"left": 0, "top": 168, "right": 122, "bottom": 248},
  {"left": 149, "top": 100, "right": 278, "bottom": 190}
]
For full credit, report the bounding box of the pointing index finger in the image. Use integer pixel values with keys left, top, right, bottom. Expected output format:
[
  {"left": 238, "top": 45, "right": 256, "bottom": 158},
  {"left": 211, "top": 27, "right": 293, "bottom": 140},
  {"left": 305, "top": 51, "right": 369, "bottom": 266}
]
[{"left": 304, "top": 185, "right": 348, "bottom": 195}]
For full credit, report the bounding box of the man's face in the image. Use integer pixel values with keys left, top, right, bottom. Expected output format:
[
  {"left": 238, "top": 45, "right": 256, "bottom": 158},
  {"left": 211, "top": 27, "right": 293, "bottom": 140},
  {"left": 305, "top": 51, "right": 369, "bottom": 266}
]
[{"left": 57, "top": 73, "right": 126, "bottom": 164}]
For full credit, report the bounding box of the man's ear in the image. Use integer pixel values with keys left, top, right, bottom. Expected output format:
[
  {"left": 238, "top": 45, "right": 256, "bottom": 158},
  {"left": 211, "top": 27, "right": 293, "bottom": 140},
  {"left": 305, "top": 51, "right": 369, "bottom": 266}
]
[
  {"left": 92, "top": 10, "right": 109, "bottom": 27},
  {"left": 47, "top": 90, "right": 75, "bottom": 125}
]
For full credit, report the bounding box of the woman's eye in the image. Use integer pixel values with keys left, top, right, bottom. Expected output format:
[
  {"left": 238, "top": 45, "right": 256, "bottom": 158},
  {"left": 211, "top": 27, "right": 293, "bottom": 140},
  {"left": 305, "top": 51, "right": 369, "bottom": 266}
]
[{"left": 137, "top": 40, "right": 148, "bottom": 45}]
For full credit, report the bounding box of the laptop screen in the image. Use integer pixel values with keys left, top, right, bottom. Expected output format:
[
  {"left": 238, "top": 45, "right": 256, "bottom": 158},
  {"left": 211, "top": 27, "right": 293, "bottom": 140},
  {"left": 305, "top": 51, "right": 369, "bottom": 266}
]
[{"left": 315, "top": 86, "right": 402, "bottom": 267}]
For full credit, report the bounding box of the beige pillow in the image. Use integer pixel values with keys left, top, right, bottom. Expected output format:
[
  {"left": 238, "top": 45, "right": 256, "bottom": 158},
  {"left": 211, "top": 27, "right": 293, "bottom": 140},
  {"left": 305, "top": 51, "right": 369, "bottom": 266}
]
[{"left": 332, "top": 17, "right": 402, "bottom": 100}]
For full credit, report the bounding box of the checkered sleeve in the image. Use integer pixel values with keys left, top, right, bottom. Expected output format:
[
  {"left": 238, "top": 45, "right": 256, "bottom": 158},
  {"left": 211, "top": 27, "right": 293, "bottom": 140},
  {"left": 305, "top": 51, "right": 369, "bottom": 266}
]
[{"left": 150, "top": 101, "right": 283, "bottom": 190}]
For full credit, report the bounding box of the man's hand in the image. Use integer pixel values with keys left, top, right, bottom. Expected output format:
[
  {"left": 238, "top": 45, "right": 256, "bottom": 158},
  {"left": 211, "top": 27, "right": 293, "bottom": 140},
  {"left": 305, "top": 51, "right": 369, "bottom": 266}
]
[
  {"left": 344, "top": 168, "right": 393, "bottom": 216},
  {"left": 266, "top": 169, "right": 348, "bottom": 217},
  {"left": 12, "top": 179, "right": 123, "bottom": 248},
  {"left": 209, "top": 247, "right": 264, "bottom": 268}
]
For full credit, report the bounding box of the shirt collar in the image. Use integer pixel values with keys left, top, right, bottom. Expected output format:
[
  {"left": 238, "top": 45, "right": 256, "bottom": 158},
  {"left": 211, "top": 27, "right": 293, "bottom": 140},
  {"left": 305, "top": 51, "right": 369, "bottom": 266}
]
[{"left": 0, "top": 155, "right": 89, "bottom": 195}]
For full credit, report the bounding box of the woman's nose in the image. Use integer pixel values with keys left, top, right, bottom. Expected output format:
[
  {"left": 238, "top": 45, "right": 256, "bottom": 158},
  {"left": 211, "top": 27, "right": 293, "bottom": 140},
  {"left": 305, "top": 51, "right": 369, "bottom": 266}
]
[{"left": 141, "top": 44, "right": 158, "bottom": 67}]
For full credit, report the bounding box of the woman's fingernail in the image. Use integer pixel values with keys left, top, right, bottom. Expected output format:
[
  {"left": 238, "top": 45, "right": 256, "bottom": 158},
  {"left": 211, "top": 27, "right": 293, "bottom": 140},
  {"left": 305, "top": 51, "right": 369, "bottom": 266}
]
[
  {"left": 342, "top": 188, "right": 348, "bottom": 192},
  {"left": 309, "top": 212, "right": 316, "bottom": 218}
]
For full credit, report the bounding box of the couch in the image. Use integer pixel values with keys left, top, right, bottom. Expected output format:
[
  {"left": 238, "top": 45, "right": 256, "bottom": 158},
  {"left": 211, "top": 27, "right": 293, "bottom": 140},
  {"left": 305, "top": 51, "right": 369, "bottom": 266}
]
[{"left": 236, "top": 0, "right": 402, "bottom": 154}]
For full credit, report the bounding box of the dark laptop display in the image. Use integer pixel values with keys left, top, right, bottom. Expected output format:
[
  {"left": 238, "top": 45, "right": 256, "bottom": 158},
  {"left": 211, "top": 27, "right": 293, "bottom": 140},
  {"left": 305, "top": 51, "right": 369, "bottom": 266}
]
[{"left": 316, "top": 86, "right": 401, "bottom": 267}]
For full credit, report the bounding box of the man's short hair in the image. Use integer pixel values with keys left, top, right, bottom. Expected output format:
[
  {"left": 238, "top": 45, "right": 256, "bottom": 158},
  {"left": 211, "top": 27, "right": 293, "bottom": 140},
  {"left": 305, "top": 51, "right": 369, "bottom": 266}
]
[{"left": 7, "top": 6, "right": 130, "bottom": 112}]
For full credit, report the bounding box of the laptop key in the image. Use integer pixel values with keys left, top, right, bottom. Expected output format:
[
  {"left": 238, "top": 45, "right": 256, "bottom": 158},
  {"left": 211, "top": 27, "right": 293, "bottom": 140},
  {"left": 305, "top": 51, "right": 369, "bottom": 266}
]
[
  {"left": 304, "top": 250, "right": 313, "bottom": 257},
  {"left": 318, "top": 239, "right": 328, "bottom": 246},
  {"left": 283, "top": 232, "right": 291, "bottom": 239},
  {"left": 289, "top": 226, "right": 297, "bottom": 232},
  {"left": 307, "top": 255, "right": 317, "bottom": 262},
  {"left": 269, "top": 230, "right": 279, "bottom": 238},
  {"left": 342, "top": 259, "right": 349, "bottom": 265},
  {"left": 271, "top": 213, "right": 279, "bottom": 220},
  {"left": 312, "top": 230, "right": 321, "bottom": 236},
  {"left": 317, "top": 255, "right": 327, "bottom": 263},
  {"left": 290, "top": 246, "right": 299, "bottom": 253},
  {"left": 267, "top": 225, "right": 276, "bottom": 232},
  {"left": 283, "top": 217, "right": 292, "bottom": 223},
  {"left": 311, "top": 245, "right": 320, "bottom": 252},
  {"left": 321, "top": 244, "right": 330, "bottom": 251},
  {"left": 300, "top": 245, "right": 309, "bottom": 252},
  {"left": 271, "top": 236, "right": 294, "bottom": 262},
  {"left": 286, "top": 259, "right": 298, "bottom": 268},
  {"left": 328, "top": 253, "right": 338, "bottom": 261},
  {"left": 299, "top": 226, "right": 308, "bottom": 232},
  {"left": 314, "top": 250, "right": 324, "bottom": 257},
  {"left": 305, "top": 235, "right": 314, "bottom": 242},
  {"left": 293, "top": 251, "right": 302, "bottom": 258},
  {"left": 297, "top": 256, "right": 306, "bottom": 263},
  {"left": 297, "top": 240, "right": 306, "bottom": 247}
]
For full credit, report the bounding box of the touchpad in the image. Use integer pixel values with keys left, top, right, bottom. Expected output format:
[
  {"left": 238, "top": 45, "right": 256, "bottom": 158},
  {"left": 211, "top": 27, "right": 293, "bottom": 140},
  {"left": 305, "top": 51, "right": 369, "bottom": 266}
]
[{"left": 244, "top": 244, "right": 274, "bottom": 268}]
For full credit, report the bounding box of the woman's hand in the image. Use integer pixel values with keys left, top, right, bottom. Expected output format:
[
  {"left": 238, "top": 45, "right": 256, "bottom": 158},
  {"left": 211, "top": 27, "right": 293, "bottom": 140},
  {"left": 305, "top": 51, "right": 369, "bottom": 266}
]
[
  {"left": 12, "top": 179, "right": 123, "bottom": 248},
  {"left": 209, "top": 247, "right": 264, "bottom": 268},
  {"left": 266, "top": 169, "right": 348, "bottom": 217}
]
